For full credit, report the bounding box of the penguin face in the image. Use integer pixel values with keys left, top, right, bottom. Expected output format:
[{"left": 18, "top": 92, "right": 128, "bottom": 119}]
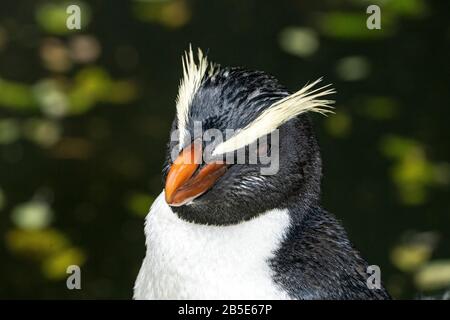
[{"left": 161, "top": 48, "right": 333, "bottom": 225}]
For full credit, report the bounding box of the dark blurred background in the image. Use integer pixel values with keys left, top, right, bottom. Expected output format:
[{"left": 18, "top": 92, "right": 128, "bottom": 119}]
[{"left": 0, "top": 0, "right": 449, "bottom": 299}]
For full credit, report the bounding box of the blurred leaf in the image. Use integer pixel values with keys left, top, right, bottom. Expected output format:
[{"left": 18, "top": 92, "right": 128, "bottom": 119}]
[
  {"left": 335, "top": 56, "right": 371, "bottom": 81},
  {"left": 68, "top": 35, "right": 101, "bottom": 64},
  {"left": 35, "top": 1, "right": 91, "bottom": 35},
  {"left": 432, "top": 163, "right": 450, "bottom": 186},
  {"left": 381, "top": 136, "right": 440, "bottom": 205},
  {"left": 68, "top": 67, "right": 112, "bottom": 113},
  {"left": 0, "top": 118, "right": 20, "bottom": 144},
  {"left": 318, "top": 12, "right": 393, "bottom": 39},
  {"left": 126, "top": 193, "right": 154, "bottom": 217},
  {"left": 39, "top": 38, "right": 72, "bottom": 72},
  {"left": 391, "top": 231, "right": 439, "bottom": 274},
  {"left": 392, "top": 153, "right": 433, "bottom": 205},
  {"left": 1, "top": 68, "right": 136, "bottom": 115},
  {"left": 106, "top": 80, "right": 138, "bottom": 104},
  {"left": 391, "top": 243, "right": 433, "bottom": 272},
  {"left": 6, "top": 227, "right": 86, "bottom": 281},
  {"left": 279, "top": 27, "right": 319, "bottom": 58},
  {"left": 74, "top": 67, "right": 112, "bottom": 99},
  {"left": 381, "top": 135, "right": 418, "bottom": 159},
  {"left": 385, "top": 0, "right": 427, "bottom": 17},
  {"left": 42, "top": 247, "right": 86, "bottom": 280},
  {"left": 6, "top": 228, "right": 68, "bottom": 259},
  {"left": 0, "top": 78, "right": 36, "bottom": 110},
  {"left": 11, "top": 201, "right": 53, "bottom": 230},
  {"left": 133, "top": 0, "right": 191, "bottom": 28},
  {"left": 365, "top": 0, "right": 428, "bottom": 18},
  {"left": 415, "top": 260, "right": 450, "bottom": 291},
  {"left": 360, "top": 96, "right": 399, "bottom": 120},
  {"left": 68, "top": 67, "right": 138, "bottom": 113},
  {"left": 324, "top": 111, "right": 351, "bottom": 138},
  {"left": 33, "top": 80, "right": 69, "bottom": 117},
  {"left": 393, "top": 149, "right": 431, "bottom": 183},
  {"left": 22, "top": 118, "right": 62, "bottom": 148}
]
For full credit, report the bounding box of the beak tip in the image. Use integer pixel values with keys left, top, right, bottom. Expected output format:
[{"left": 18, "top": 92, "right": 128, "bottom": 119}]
[{"left": 164, "top": 191, "right": 173, "bottom": 205}]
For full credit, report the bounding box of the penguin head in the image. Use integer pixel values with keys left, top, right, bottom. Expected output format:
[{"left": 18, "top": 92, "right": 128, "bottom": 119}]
[{"left": 162, "top": 48, "right": 334, "bottom": 225}]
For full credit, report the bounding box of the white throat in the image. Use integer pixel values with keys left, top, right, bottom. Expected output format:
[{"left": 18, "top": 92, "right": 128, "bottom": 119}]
[{"left": 133, "top": 191, "right": 291, "bottom": 300}]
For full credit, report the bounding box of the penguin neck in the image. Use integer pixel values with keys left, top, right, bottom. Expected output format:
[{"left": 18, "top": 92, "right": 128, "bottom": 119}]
[
  {"left": 281, "top": 173, "right": 323, "bottom": 227},
  {"left": 282, "top": 131, "right": 323, "bottom": 226},
  {"left": 135, "top": 191, "right": 293, "bottom": 299}
]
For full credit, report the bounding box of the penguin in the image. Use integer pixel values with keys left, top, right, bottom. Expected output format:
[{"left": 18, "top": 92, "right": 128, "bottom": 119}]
[{"left": 133, "top": 47, "right": 391, "bottom": 300}]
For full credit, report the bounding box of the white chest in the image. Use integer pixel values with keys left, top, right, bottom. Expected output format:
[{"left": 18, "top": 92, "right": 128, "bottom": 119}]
[{"left": 133, "top": 192, "right": 291, "bottom": 300}]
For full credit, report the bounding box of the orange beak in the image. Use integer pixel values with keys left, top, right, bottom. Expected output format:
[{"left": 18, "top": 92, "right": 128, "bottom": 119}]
[{"left": 165, "top": 140, "right": 227, "bottom": 206}]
